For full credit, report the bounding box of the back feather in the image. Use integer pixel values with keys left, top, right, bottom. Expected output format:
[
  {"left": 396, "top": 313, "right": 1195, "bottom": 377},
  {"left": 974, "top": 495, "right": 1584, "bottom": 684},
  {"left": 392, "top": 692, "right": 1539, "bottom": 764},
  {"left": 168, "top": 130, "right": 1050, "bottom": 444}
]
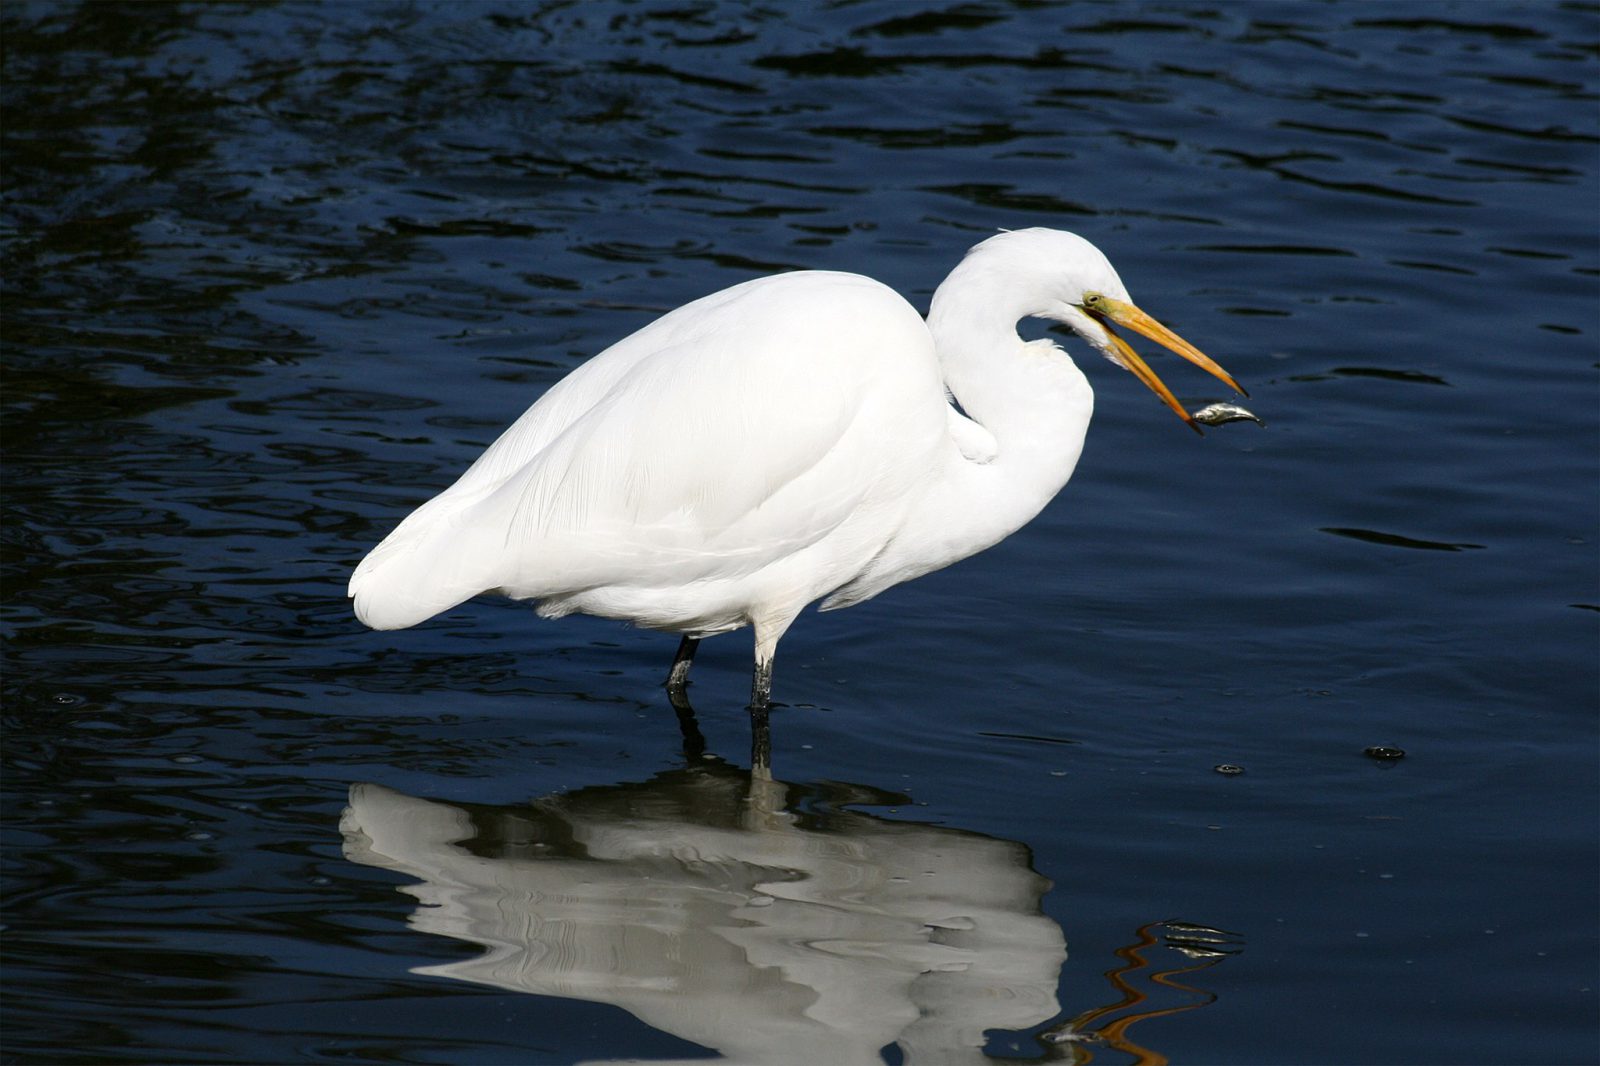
[{"left": 349, "top": 270, "right": 933, "bottom": 631}]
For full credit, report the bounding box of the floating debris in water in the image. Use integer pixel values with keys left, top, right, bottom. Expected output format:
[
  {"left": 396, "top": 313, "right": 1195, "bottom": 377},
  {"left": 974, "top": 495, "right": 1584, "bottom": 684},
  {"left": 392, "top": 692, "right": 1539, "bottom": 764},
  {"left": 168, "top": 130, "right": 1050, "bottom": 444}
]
[
  {"left": 1191, "top": 402, "right": 1265, "bottom": 426},
  {"left": 1214, "top": 763, "right": 1245, "bottom": 776},
  {"left": 1364, "top": 745, "right": 1406, "bottom": 760}
]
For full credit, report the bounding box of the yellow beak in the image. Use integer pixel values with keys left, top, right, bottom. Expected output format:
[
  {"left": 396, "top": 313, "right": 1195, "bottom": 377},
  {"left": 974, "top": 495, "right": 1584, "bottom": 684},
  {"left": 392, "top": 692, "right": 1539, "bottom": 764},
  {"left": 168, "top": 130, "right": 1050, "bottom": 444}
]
[{"left": 1087, "top": 296, "right": 1246, "bottom": 435}]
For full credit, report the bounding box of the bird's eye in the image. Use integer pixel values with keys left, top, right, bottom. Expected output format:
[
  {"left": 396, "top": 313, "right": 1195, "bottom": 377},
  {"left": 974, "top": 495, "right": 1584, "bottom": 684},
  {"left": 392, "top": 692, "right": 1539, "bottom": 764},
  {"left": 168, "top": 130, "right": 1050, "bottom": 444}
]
[{"left": 1083, "top": 292, "right": 1103, "bottom": 308}]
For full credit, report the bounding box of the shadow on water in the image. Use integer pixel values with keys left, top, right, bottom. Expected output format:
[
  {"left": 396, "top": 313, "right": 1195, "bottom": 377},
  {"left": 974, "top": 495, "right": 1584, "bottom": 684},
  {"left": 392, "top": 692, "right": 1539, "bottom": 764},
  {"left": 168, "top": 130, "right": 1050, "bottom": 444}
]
[{"left": 341, "top": 698, "right": 1242, "bottom": 1066}]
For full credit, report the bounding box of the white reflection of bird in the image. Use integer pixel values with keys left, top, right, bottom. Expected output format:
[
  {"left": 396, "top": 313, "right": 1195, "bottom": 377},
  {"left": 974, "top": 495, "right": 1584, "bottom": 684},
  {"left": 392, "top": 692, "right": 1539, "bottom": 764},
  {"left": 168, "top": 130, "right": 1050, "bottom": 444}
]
[
  {"left": 350, "top": 228, "right": 1244, "bottom": 707},
  {"left": 341, "top": 774, "right": 1066, "bottom": 1064}
]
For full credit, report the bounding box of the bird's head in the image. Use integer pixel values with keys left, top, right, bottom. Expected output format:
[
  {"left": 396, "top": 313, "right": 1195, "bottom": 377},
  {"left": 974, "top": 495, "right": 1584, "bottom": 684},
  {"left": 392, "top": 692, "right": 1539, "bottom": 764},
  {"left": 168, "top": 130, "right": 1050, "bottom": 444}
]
[{"left": 962, "top": 228, "right": 1247, "bottom": 433}]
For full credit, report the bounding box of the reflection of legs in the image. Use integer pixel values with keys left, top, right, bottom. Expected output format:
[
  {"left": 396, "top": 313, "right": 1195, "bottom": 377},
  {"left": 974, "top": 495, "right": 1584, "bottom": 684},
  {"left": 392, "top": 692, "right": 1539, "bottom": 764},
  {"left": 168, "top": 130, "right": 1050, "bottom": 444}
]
[
  {"left": 749, "top": 701, "right": 771, "bottom": 778},
  {"left": 666, "top": 635, "right": 705, "bottom": 760},
  {"left": 665, "top": 635, "right": 699, "bottom": 697},
  {"left": 669, "top": 692, "right": 706, "bottom": 762}
]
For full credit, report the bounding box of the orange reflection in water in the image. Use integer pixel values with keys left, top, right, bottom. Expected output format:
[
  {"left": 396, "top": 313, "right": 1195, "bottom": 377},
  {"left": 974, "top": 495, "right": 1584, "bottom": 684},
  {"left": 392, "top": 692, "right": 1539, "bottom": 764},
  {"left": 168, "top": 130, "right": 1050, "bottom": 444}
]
[{"left": 1043, "top": 920, "right": 1244, "bottom": 1064}]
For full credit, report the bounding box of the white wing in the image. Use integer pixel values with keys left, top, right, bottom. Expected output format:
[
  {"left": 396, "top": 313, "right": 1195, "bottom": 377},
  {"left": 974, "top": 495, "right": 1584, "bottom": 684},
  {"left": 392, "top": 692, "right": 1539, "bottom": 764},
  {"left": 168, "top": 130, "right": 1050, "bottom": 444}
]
[{"left": 349, "top": 271, "right": 946, "bottom": 633}]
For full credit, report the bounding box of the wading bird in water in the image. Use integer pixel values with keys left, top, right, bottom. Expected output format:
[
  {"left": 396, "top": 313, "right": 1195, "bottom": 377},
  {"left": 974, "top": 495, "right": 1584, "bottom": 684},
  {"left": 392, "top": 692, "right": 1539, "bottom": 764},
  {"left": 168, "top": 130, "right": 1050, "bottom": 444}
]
[{"left": 350, "top": 228, "right": 1245, "bottom": 712}]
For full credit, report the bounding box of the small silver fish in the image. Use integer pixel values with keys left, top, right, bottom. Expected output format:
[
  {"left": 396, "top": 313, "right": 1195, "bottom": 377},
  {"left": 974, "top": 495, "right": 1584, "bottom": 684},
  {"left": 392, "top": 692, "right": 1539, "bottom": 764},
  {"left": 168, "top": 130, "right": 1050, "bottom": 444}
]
[{"left": 1191, "top": 402, "right": 1265, "bottom": 427}]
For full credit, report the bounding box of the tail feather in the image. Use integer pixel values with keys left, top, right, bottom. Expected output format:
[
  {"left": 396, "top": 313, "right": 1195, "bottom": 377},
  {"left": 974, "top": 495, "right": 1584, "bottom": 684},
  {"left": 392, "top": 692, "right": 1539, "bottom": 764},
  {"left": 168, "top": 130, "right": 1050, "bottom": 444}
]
[{"left": 349, "top": 506, "right": 505, "bottom": 631}]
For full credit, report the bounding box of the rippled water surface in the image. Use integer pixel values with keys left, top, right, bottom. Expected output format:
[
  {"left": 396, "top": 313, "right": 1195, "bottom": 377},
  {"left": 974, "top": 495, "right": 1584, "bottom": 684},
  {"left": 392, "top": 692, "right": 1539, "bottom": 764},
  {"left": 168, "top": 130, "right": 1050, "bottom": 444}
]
[{"left": 4, "top": 2, "right": 1598, "bottom": 1063}]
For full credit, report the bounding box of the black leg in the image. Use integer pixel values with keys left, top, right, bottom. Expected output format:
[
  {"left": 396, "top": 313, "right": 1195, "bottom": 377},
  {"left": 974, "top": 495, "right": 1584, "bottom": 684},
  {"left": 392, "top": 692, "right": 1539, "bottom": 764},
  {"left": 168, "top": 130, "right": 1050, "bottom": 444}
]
[
  {"left": 666, "top": 635, "right": 699, "bottom": 696},
  {"left": 749, "top": 657, "right": 773, "bottom": 710}
]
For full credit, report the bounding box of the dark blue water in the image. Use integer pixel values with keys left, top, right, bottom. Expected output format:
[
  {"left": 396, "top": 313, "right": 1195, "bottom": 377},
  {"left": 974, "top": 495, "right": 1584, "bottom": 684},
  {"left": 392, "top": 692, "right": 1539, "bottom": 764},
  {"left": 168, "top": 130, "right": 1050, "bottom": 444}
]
[{"left": 4, "top": 2, "right": 1597, "bottom": 1063}]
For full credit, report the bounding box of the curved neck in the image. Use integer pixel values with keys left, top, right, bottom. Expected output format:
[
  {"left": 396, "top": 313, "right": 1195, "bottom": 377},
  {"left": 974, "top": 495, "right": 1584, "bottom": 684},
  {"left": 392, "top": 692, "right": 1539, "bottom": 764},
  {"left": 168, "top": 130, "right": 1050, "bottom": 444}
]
[
  {"left": 928, "top": 264, "right": 1071, "bottom": 425},
  {"left": 820, "top": 254, "right": 1100, "bottom": 612},
  {"left": 913, "top": 270, "right": 1095, "bottom": 563}
]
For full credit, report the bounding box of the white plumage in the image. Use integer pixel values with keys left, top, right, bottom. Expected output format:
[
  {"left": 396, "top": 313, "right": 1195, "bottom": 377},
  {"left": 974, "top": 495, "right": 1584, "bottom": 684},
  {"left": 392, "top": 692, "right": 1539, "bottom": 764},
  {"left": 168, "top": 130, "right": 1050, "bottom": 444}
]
[{"left": 350, "top": 228, "right": 1243, "bottom": 706}]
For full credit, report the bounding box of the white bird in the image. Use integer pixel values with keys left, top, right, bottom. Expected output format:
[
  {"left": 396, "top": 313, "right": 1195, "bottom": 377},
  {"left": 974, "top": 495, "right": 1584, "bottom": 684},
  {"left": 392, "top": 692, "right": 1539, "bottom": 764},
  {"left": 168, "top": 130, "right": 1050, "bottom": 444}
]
[{"left": 350, "top": 228, "right": 1244, "bottom": 709}]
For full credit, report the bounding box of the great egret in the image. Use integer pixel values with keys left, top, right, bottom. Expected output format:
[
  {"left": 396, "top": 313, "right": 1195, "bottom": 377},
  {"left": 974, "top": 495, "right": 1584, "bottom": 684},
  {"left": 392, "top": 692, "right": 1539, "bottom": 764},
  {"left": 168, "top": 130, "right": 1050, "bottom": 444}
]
[{"left": 350, "top": 228, "right": 1244, "bottom": 709}]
